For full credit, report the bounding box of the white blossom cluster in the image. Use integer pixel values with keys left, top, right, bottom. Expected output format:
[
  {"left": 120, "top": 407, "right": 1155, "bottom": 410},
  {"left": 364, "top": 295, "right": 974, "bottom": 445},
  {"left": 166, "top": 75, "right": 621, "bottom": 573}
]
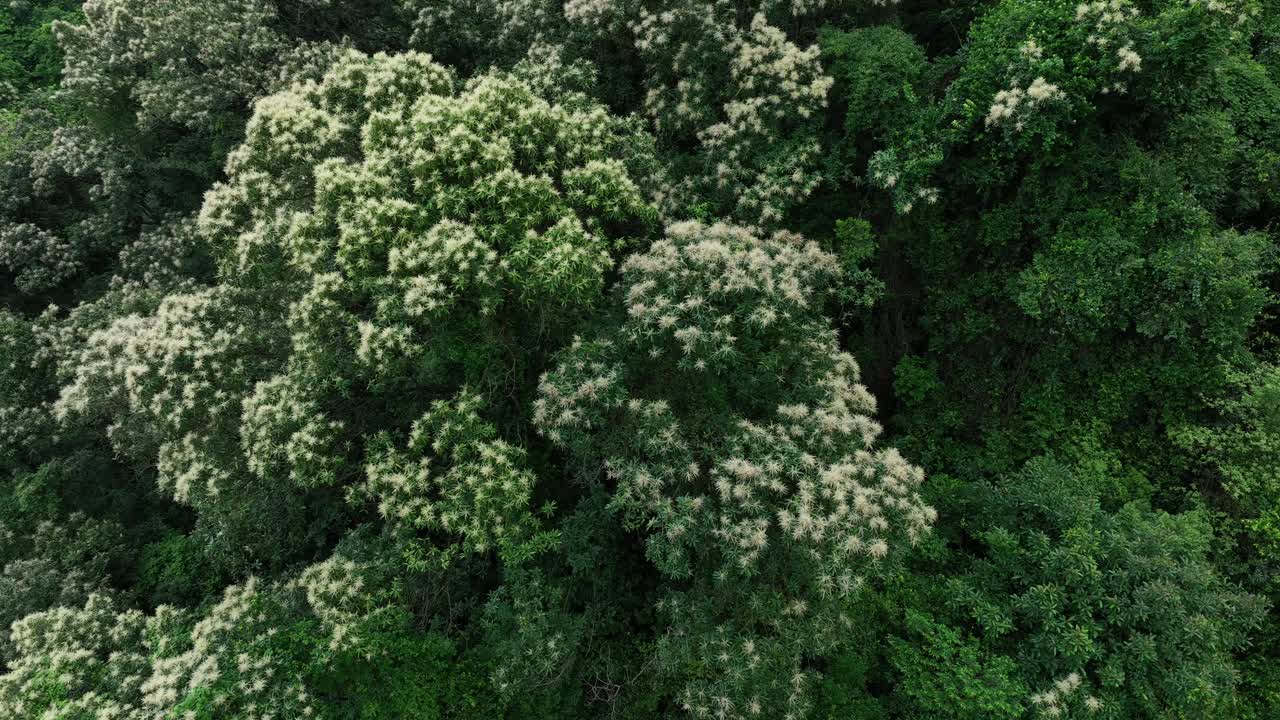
[
  {"left": 866, "top": 144, "right": 944, "bottom": 215},
  {"left": 55, "top": 0, "right": 288, "bottom": 129},
  {"left": 619, "top": 3, "right": 835, "bottom": 225},
  {"left": 26, "top": 126, "right": 130, "bottom": 201},
  {"left": 361, "top": 391, "right": 541, "bottom": 557},
  {"left": 0, "top": 545, "right": 411, "bottom": 718},
  {"left": 1076, "top": 0, "right": 1141, "bottom": 45},
  {"left": 614, "top": 220, "right": 839, "bottom": 370},
  {"left": 665, "top": 612, "right": 821, "bottom": 720},
  {"left": 50, "top": 51, "right": 654, "bottom": 567},
  {"left": 54, "top": 0, "right": 415, "bottom": 131},
  {"left": 241, "top": 374, "right": 345, "bottom": 488},
  {"left": 508, "top": 41, "right": 606, "bottom": 104},
  {"left": 713, "top": 13, "right": 833, "bottom": 142},
  {"left": 386, "top": 219, "right": 502, "bottom": 318},
  {"left": 294, "top": 549, "right": 402, "bottom": 656},
  {"left": 983, "top": 36, "right": 1068, "bottom": 131},
  {"left": 981, "top": 1, "right": 1143, "bottom": 133},
  {"left": 404, "top": 0, "right": 561, "bottom": 67},
  {"left": 984, "top": 76, "right": 1067, "bottom": 129},
  {"left": 137, "top": 579, "right": 318, "bottom": 718},
  {"left": 54, "top": 287, "right": 281, "bottom": 506},
  {"left": 13, "top": 216, "right": 209, "bottom": 428},
  {"left": 0, "top": 121, "right": 131, "bottom": 293},
  {"left": 0, "top": 310, "right": 58, "bottom": 465},
  {"left": 539, "top": 332, "right": 934, "bottom": 574},
  {"left": 1187, "top": 0, "right": 1261, "bottom": 27},
  {"left": 1030, "top": 672, "right": 1105, "bottom": 717},
  {"left": 718, "top": 364, "right": 936, "bottom": 566},
  {"left": 0, "top": 515, "right": 121, "bottom": 663},
  {"left": 871, "top": 0, "right": 1153, "bottom": 215},
  {"left": 110, "top": 217, "right": 208, "bottom": 295},
  {"left": 405, "top": 0, "right": 845, "bottom": 226},
  {"left": 1074, "top": 1, "right": 1144, "bottom": 95},
  {"left": 269, "top": 39, "right": 355, "bottom": 94},
  {"left": 562, "top": 0, "right": 621, "bottom": 27},
  {"left": 0, "top": 225, "right": 81, "bottom": 294},
  {"left": 207, "top": 47, "right": 651, "bottom": 419},
  {"left": 38, "top": 281, "right": 319, "bottom": 571},
  {"left": 0, "top": 594, "right": 150, "bottom": 720},
  {"left": 0, "top": 553, "right": 105, "bottom": 653},
  {"left": 534, "top": 220, "right": 934, "bottom": 718},
  {"left": 0, "top": 399, "right": 52, "bottom": 468},
  {"left": 200, "top": 48, "right": 650, "bottom": 318}
]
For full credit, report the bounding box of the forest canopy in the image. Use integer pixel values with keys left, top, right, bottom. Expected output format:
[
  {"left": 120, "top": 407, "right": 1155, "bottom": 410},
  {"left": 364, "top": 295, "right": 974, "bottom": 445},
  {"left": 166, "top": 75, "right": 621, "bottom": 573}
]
[{"left": 0, "top": 0, "right": 1277, "bottom": 718}]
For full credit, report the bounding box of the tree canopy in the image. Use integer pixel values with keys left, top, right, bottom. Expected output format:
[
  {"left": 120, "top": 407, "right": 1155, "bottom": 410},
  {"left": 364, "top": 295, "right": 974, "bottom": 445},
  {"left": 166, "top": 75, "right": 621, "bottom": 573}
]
[{"left": 0, "top": 1, "right": 1276, "bottom": 718}]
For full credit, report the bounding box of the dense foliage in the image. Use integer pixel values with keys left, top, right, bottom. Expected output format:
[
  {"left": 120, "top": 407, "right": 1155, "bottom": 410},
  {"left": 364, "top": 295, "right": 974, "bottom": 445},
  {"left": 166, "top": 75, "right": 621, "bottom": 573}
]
[{"left": 0, "top": 0, "right": 1276, "bottom": 717}]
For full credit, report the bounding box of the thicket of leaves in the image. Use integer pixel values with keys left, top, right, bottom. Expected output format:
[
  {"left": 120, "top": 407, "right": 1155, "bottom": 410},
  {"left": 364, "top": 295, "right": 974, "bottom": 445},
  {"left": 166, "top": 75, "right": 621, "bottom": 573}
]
[{"left": 0, "top": 0, "right": 1276, "bottom": 718}]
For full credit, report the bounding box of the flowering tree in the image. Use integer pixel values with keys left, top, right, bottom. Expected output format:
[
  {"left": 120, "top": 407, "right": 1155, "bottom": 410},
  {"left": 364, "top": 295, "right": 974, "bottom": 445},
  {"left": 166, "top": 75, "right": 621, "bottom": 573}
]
[
  {"left": 524, "top": 221, "right": 935, "bottom": 718},
  {"left": 54, "top": 49, "right": 657, "bottom": 572},
  {"left": 0, "top": 532, "right": 456, "bottom": 720},
  {"left": 407, "top": 0, "right": 852, "bottom": 227},
  {"left": 0, "top": 110, "right": 131, "bottom": 295}
]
